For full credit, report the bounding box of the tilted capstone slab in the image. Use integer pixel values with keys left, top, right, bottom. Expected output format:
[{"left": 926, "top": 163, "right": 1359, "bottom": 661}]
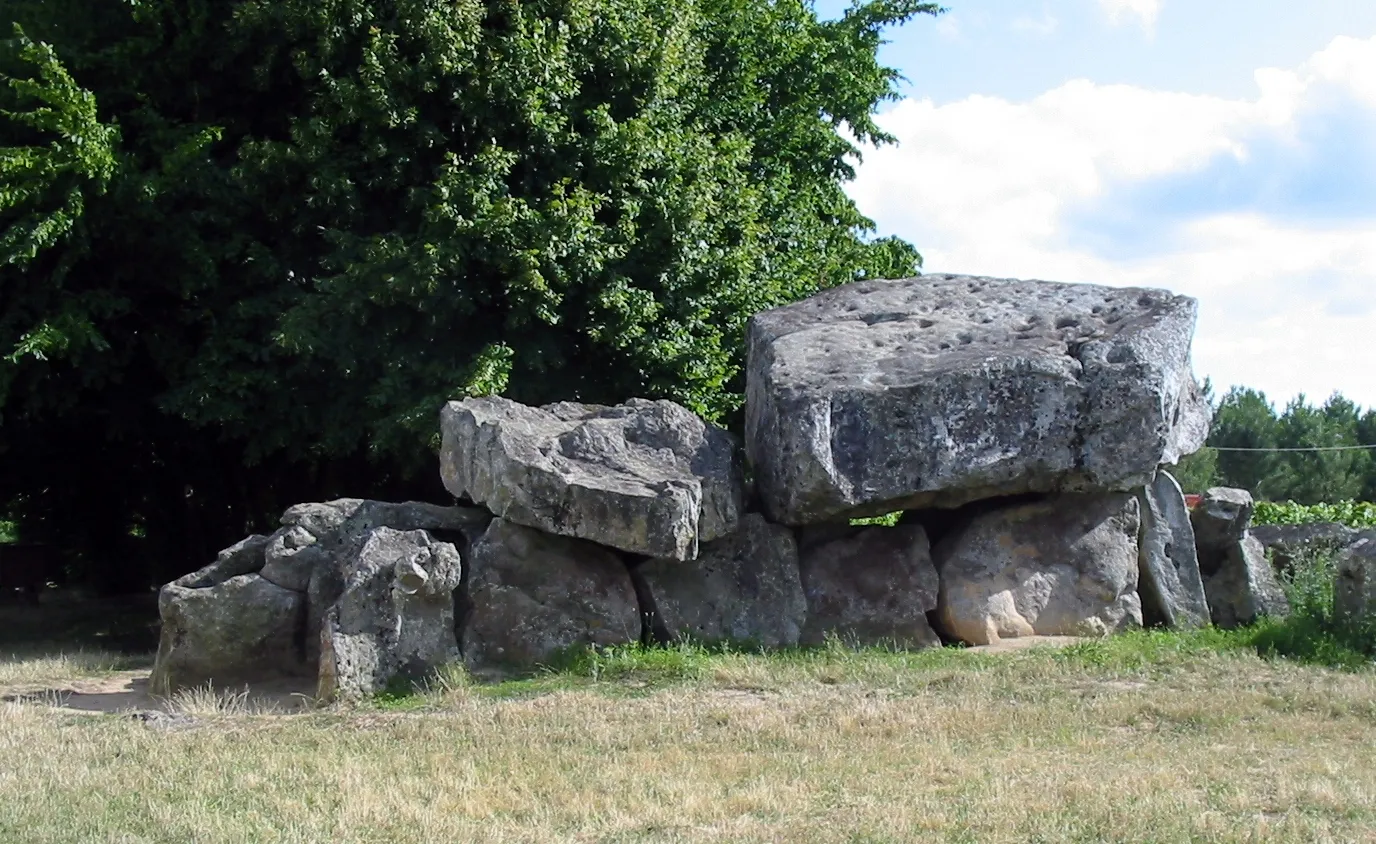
[{"left": 745, "top": 274, "right": 1210, "bottom": 525}]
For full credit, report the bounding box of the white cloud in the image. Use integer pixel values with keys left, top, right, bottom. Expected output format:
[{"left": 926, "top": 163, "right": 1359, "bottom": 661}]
[
  {"left": 1012, "top": 11, "right": 1058, "bottom": 37},
  {"left": 850, "top": 34, "right": 1376, "bottom": 409},
  {"left": 1098, "top": 0, "right": 1163, "bottom": 32}
]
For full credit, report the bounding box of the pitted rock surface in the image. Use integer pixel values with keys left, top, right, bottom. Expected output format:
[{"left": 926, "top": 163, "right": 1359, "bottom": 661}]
[
  {"left": 745, "top": 274, "right": 1210, "bottom": 524},
  {"left": 1336, "top": 535, "right": 1376, "bottom": 622},
  {"left": 798, "top": 524, "right": 941, "bottom": 648},
  {"left": 440, "top": 397, "right": 743, "bottom": 560},
  {"left": 934, "top": 493, "right": 1143, "bottom": 646}
]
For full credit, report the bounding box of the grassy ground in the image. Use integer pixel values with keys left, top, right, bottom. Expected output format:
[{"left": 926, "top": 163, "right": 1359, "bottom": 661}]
[{"left": 2, "top": 634, "right": 1375, "bottom": 843}]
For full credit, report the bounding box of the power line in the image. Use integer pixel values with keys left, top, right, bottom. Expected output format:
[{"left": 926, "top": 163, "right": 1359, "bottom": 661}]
[{"left": 1207, "top": 444, "right": 1376, "bottom": 453}]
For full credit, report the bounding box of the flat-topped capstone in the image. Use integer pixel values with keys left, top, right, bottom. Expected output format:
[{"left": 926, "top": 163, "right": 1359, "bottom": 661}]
[{"left": 745, "top": 274, "right": 1210, "bottom": 524}]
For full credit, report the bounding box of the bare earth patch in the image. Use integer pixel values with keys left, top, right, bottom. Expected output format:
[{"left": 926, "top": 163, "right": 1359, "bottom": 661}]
[{"left": 1, "top": 641, "right": 1373, "bottom": 843}]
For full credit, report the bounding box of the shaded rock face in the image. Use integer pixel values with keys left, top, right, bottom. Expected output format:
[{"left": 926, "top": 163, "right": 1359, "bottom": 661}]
[
  {"left": 317, "top": 527, "right": 464, "bottom": 701},
  {"left": 440, "top": 397, "right": 743, "bottom": 560},
  {"left": 1336, "top": 536, "right": 1376, "bottom": 622},
  {"left": 634, "top": 514, "right": 806, "bottom": 648},
  {"left": 1200, "top": 534, "right": 1290, "bottom": 628},
  {"left": 462, "top": 519, "right": 640, "bottom": 670},
  {"left": 1136, "top": 472, "right": 1210, "bottom": 629},
  {"left": 744, "top": 275, "right": 1209, "bottom": 524},
  {"left": 151, "top": 573, "right": 306, "bottom": 696},
  {"left": 797, "top": 524, "right": 940, "bottom": 648},
  {"left": 934, "top": 493, "right": 1143, "bottom": 646}
]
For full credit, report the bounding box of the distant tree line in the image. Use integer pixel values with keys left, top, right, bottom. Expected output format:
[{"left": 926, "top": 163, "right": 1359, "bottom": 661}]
[
  {"left": 1171, "top": 384, "right": 1376, "bottom": 504},
  {"left": 0, "top": 0, "right": 939, "bottom": 591}
]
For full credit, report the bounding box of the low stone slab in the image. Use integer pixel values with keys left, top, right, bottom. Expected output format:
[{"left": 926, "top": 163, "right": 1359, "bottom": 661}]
[
  {"left": 744, "top": 274, "right": 1210, "bottom": 524},
  {"left": 440, "top": 397, "right": 742, "bottom": 560},
  {"left": 463, "top": 519, "right": 641, "bottom": 669},
  {"left": 1336, "top": 535, "right": 1376, "bottom": 622},
  {"left": 634, "top": 514, "right": 806, "bottom": 648},
  {"left": 797, "top": 524, "right": 940, "bottom": 648},
  {"left": 934, "top": 493, "right": 1143, "bottom": 646},
  {"left": 151, "top": 573, "right": 306, "bottom": 695},
  {"left": 1136, "top": 472, "right": 1210, "bottom": 629},
  {"left": 317, "top": 527, "right": 464, "bottom": 701},
  {"left": 1250, "top": 522, "right": 1364, "bottom": 576}
]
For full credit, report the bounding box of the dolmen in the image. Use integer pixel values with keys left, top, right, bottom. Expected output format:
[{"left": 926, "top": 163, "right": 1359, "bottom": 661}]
[{"left": 151, "top": 274, "right": 1291, "bottom": 701}]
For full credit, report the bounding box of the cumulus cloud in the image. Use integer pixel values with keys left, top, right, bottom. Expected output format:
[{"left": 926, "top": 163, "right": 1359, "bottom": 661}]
[
  {"left": 1097, "top": 0, "right": 1163, "bottom": 31},
  {"left": 849, "top": 34, "right": 1376, "bottom": 408}
]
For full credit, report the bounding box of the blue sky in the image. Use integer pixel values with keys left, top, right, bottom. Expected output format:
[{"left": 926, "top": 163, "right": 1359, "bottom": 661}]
[{"left": 819, "top": 0, "right": 1376, "bottom": 410}]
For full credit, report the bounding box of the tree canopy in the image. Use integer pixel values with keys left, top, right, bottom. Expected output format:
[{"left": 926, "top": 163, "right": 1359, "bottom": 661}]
[{"left": 0, "top": 0, "right": 938, "bottom": 586}]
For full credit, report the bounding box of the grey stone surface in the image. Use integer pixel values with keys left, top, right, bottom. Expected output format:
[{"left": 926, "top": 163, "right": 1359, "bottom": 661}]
[
  {"left": 259, "top": 526, "right": 324, "bottom": 593},
  {"left": 1336, "top": 535, "right": 1376, "bottom": 622},
  {"left": 176, "top": 534, "right": 271, "bottom": 589},
  {"left": 635, "top": 514, "right": 807, "bottom": 647},
  {"left": 283, "top": 499, "right": 490, "bottom": 540},
  {"left": 1190, "top": 487, "right": 1255, "bottom": 554},
  {"left": 440, "top": 397, "right": 743, "bottom": 559},
  {"left": 797, "top": 524, "right": 940, "bottom": 648},
  {"left": 463, "top": 518, "right": 641, "bottom": 669},
  {"left": 934, "top": 493, "right": 1143, "bottom": 646},
  {"left": 150, "top": 573, "right": 306, "bottom": 695},
  {"left": 1250, "top": 522, "right": 1365, "bottom": 575},
  {"left": 1136, "top": 472, "right": 1210, "bottom": 629},
  {"left": 744, "top": 274, "right": 1210, "bottom": 524},
  {"left": 317, "top": 527, "right": 464, "bottom": 701},
  {"left": 1200, "top": 533, "right": 1290, "bottom": 628}
]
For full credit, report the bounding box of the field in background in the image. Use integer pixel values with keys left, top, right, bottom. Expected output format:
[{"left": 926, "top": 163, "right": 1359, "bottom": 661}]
[{"left": 2, "top": 635, "right": 1375, "bottom": 843}]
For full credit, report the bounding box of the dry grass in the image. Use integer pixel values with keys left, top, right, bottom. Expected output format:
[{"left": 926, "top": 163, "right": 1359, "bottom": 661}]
[
  {"left": 1, "top": 642, "right": 1374, "bottom": 843},
  {"left": 0, "top": 647, "right": 147, "bottom": 689}
]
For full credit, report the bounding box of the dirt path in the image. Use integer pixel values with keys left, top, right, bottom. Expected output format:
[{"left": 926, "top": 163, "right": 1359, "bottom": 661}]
[{"left": 3, "top": 671, "right": 317, "bottom": 714}]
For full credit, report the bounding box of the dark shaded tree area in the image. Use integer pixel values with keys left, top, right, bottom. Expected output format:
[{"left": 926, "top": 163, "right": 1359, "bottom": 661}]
[
  {"left": 1172, "top": 385, "right": 1376, "bottom": 503},
  {"left": 0, "top": 0, "right": 939, "bottom": 590}
]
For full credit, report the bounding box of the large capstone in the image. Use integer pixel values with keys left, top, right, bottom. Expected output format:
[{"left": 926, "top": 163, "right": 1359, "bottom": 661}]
[
  {"left": 440, "top": 398, "right": 743, "bottom": 560},
  {"left": 797, "top": 524, "right": 940, "bottom": 648},
  {"left": 317, "top": 527, "right": 464, "bottom": 701},
  {"left": 934, "top": 493, "right": 1143, "bottom": 646},
  {"left": 1135, "top": 471, "right": 1210, "bottom": 629},
  {"left": 462, "top": 518, "right": 641, "bottom": 670},
  {"left": 744, "top": 275, "right": 1210, "bottom": 524},
  {"left": 633, "top": 514, "right": 806, "bottom": 648}
]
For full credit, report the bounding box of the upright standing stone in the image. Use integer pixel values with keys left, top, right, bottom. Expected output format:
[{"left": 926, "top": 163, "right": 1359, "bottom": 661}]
[
  {"left": 463, "top": 519, "right": 641, "bottom": 669},
  {"left": 934, "top": 493, "right": 1143, "bottom": 646},
  {"left": 797, "top": 524, "right": 940, "bottom": 648},
  {"left": 1190, "top": 487, "right": 1289, "bottom": 628},
  {"left": 1136, "top": 472, "right": 1210, "bottom": 628},
  {"left": 744, "top": 274, "right": 1210, "bottom": 524},
  {"left": 1336, "top": 535, "right": 1376, "bottom": 623},
  {"left": 317, "top": 527, "right": 464, "bottom": 701},
  {"left": 440, "top": 397, "right": 743, "bottom": 560},
  {"left": 633, "top": 514, "right": 806, "bottom": 648}
]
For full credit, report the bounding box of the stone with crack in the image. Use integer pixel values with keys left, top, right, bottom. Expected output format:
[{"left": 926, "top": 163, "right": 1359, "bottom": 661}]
[{"left": 744, "top": 274, "right": 1210, "bottom": 525}]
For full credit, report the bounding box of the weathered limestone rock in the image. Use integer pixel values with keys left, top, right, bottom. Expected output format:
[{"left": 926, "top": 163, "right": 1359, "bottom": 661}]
[
  {"left": 259, "top": 526, "right": 323, "bottom": 593},
  {"left": 1191, "top": 487, "right": 1255, "bottom": 555},
  {"left": 1136, "top": 472, "right": 1210, "bottom": 629},
  {"left": 634, "top": 514, "right": 806, "bottom": 647},
  {"left": 195, "top": 534, "right": 272, "bottom": 585},
  {"left": 463, "top": 518, "right": 640, "bottom": 669},
  {"left": 1188, "top": 487, "right": 1289, "bottom": 628},
  {"left": 440, "top": 397, "right": 742, "bottom": 560},
  {"left": 317, "top": 527, "right": 464, "bottom": 701},
  {"left": 934, "top": 493, "right": 1143, "bottom": 646},
  {"left": 151, "top": 573, "right": 306, "bottom": 695},
  {"left": 1250, "top": 522, "right": 1364, "bottom": 576},
  {"left": 797, "top": 524, "right": 940, "bottom": 648},
  {"left": 1336, "top": 535, "right": 1376, "bottom": 622},
  {"left": 744, "top": 274, "right": 1210, "bottom": 524},
  {"left": 1199, "top": 534, "right": 1290, "bottom": 628}
]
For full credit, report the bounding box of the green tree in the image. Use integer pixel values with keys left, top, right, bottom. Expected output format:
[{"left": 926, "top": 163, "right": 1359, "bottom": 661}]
[
  {"left": 1268, "top": 393, "right": 1371, "bottom": 504},
  {"left": 0, "top": 0, "right": 939, "bottom": 586},
  {"left": 1209, "top": 387, "right": 1280, "bottom": 497}
]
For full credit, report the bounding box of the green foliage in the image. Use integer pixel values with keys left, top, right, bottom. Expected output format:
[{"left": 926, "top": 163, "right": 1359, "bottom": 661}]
[
  {"left": 0, "top": 0, "right": 938, "bottom": 585},
  {"left": 1253, "top": 500, "right": 1376, "bottom": 529},
  {"left": 849, "top": 510, "right": 902, "bottom": 527},
  {"left": 1168, "top": 446, "right": 1218, "bottom": 494},
  {"left": 1245, "top": 546, "right": 1375, "bottom": 671},
  {"left": 0, "top": 518, "right": 13, "bottom": 543}
]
